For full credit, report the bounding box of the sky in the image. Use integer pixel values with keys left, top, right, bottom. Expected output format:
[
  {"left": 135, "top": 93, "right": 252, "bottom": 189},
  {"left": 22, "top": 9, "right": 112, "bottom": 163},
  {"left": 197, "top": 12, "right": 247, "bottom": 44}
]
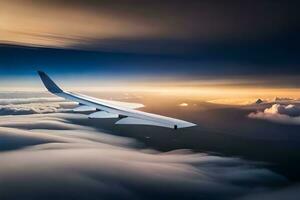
[{"left": 0, "top": 0, "right": 300, "bottom": 99}]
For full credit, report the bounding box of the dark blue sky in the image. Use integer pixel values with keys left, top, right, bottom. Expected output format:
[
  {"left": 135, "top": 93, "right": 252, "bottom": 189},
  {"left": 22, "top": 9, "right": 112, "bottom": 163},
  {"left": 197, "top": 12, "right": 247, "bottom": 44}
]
[{"left": 0, "top": 29, "right": 299, "bottom": 78}]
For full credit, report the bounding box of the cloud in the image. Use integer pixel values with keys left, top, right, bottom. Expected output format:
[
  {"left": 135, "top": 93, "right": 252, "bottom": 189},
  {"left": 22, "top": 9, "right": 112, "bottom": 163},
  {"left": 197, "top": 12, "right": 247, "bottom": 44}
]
[
  {"left": 208, "top": 98, "right": 260, "bottom": 106},
  {"left": 179, "top": 103, "right": 188, "bottom": 107},
  {"left": 264, "top": 104, "right": 300, "bottom": 116},
  {"left": 248, "top": 104, "right": 300, "bottom": 125},
  {"left": 0, "top": 102, "right": 74, "bottom": 115},
  {"left": 0, "top": 103, "right": 287, "bottom": 200},
  {"left": 0, "top": 103, "right": 61, "bottom": 115},
  {"left": 273, "top": 97, "right": 295, "bottom": 102},
  {"left": 0, "top": 97, "right": 64, "bottom": 105},
  {"left": 0, "top": 97, "right": 75, "bottom": 115}
]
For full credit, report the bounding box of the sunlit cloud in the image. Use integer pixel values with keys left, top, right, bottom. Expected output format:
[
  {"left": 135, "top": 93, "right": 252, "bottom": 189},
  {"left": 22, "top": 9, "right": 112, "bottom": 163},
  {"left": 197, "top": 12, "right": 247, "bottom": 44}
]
[
  {"left": 179, "top": 103, "right": 188, "bottom": 107},
  {"left": 249, "top": 104, "right": 300, "bottom": 125},
  {"left": 0, "top": 96, "right": 75, "bottom": 115},
  {"left": 208, "top": 98, "right": 262, "bottom": 106},
  {"left": 0, "top": 97, "right": 64, "bottom": 105}
]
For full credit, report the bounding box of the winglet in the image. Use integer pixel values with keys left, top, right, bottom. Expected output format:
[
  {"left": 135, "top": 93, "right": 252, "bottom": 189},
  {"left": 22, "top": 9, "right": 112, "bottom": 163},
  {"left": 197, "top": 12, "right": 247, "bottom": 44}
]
[{"left": 37, "top": 71, "right": 63, "bottom": 94}]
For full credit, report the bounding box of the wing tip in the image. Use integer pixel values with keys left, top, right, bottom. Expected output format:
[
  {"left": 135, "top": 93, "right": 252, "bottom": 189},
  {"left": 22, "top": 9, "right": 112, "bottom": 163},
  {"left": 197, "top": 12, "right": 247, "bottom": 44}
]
[
  {"left": 176, "top": 122, "right": 197, "bottom": 129},
  {"left": 37, "top": 70, "right": 47, "bottom": 78},
  {"left": 37, "top": 71, "right": 63, "bottom": 94},
  {"left": 37, "top": 70, "right": 44, "bottom": 75}
]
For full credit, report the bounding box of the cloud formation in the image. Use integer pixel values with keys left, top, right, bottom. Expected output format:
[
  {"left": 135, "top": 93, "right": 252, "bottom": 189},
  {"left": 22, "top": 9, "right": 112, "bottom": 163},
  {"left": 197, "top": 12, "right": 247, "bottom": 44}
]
[
  {"left": 179, "top": 103, "right": 188, "bottom": 107},
  {"left": 0, "top": 96, "right": 75, "bottom": 115},
  {"left": 0, "top": 103, "right": 66, "bottom": 115},
  {"left": 249, "top": 104, "right": 300, "bottom": 125},
  {"left": 273, "top": 97, "right": 295, "bottom": 102},
  {"left": 0, "top": 0, "right": 298, "bottom": 52},
  {"left": 0, "top": 97, "right": 64, "bottom": 105},
  {"left": 0, "top": 102, "right": 288, "bottom": 200}
]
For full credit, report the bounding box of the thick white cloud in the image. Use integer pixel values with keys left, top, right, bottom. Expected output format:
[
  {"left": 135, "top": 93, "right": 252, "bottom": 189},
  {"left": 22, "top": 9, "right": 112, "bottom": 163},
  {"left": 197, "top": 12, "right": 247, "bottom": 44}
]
[
  {"left": 249, "top": 104, "right": 300, "bottom": 125},
  {"left": 0, "top": 103, "right": 63, "bottom": 115},
  {"left": 0, "top": 97, "right": 64, "bottom": 105},
  {"left": 264, "top": 104, "right": 300, "bottom": 116},
  {"left": 0, "top": 102, "right": 288, "bottom": 200},
  {"left": 0, "top": 97, "right": 75, "bottom": 115}
]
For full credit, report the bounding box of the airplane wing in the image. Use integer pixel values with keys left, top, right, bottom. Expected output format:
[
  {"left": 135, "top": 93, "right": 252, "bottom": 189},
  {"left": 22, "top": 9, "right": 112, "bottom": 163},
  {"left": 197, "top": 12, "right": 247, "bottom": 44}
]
[{"left": 37, "top": 71, "right": 196, "bottom": 129}]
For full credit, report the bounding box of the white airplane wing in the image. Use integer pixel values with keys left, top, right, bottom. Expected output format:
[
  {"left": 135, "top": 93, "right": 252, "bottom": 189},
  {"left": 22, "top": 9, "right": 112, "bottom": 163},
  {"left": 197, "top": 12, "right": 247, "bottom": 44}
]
[{"left": 38, "top": 71, "right": 196, "bottom": 129}]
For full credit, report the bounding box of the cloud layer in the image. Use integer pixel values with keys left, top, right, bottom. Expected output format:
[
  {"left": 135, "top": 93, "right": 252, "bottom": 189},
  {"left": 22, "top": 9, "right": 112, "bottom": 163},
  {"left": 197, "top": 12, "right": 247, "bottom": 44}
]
[
  {"left": 0, "top": 97, "right": 64, "bottom": 105},
  {"left": 0, "top": 100, "right": 288, "bottom": 199},
  {"left": 249, "top": 104, "right": 300, "bottom": 125},
  {"left": 0, "top": 0, "right": 298, "bottom": 52},
  {"left": 0, "top": 103, "right": 65, "bottom": 115},
  {"left": 0, "top": 97, "right": 75, "bottom": 115}
]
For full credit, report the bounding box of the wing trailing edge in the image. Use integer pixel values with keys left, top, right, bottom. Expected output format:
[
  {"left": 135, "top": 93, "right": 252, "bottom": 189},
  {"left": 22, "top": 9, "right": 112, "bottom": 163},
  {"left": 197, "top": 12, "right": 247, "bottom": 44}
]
[
  {"left": 73, "top": 105, "right": 96, "bottom": 112},
  {"left": 115, "top": 117, "right": 174, "bottom": 128},
  {"left": 89, "top": 111, "right": 119, "bottom": 119}
]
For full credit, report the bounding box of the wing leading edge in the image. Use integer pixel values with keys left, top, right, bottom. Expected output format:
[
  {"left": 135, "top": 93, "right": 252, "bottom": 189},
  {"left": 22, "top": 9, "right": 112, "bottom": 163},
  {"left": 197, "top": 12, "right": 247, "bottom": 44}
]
[{"left": 37, "top": 71, "right": 196, "bottom": 129}]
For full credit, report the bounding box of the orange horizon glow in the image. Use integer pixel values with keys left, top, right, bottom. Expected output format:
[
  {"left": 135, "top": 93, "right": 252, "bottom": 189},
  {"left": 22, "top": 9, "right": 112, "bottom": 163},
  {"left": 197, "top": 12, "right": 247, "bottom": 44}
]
[
  {"left": 1, "top": 74, "right": 300, "bottom": 106},
  {"left": 1, "top": 83, "right": 300, "bottom": 105}
]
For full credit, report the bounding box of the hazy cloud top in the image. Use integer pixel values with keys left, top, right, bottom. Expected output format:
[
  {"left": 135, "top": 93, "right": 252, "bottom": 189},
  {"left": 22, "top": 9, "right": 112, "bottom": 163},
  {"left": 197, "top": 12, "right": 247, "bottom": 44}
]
[
  {"left": 249, "top": 104, "right": 300, "bottom": 125},
  {"left": 0, "top": 102, "right": 288, "bottom": 200}
]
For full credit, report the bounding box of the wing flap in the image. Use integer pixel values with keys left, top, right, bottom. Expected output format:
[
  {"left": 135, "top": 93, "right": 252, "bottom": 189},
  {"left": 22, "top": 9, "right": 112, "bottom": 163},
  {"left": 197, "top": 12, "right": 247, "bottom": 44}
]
[
  {"left": 89, "top": 111, "right": 119, "bottom": 119},
  {"left": 73, "top": 105, "right": 96, "bottom": 112},
  {"left": 115, "top": 117, "right": 173, "bottom": 128}
]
